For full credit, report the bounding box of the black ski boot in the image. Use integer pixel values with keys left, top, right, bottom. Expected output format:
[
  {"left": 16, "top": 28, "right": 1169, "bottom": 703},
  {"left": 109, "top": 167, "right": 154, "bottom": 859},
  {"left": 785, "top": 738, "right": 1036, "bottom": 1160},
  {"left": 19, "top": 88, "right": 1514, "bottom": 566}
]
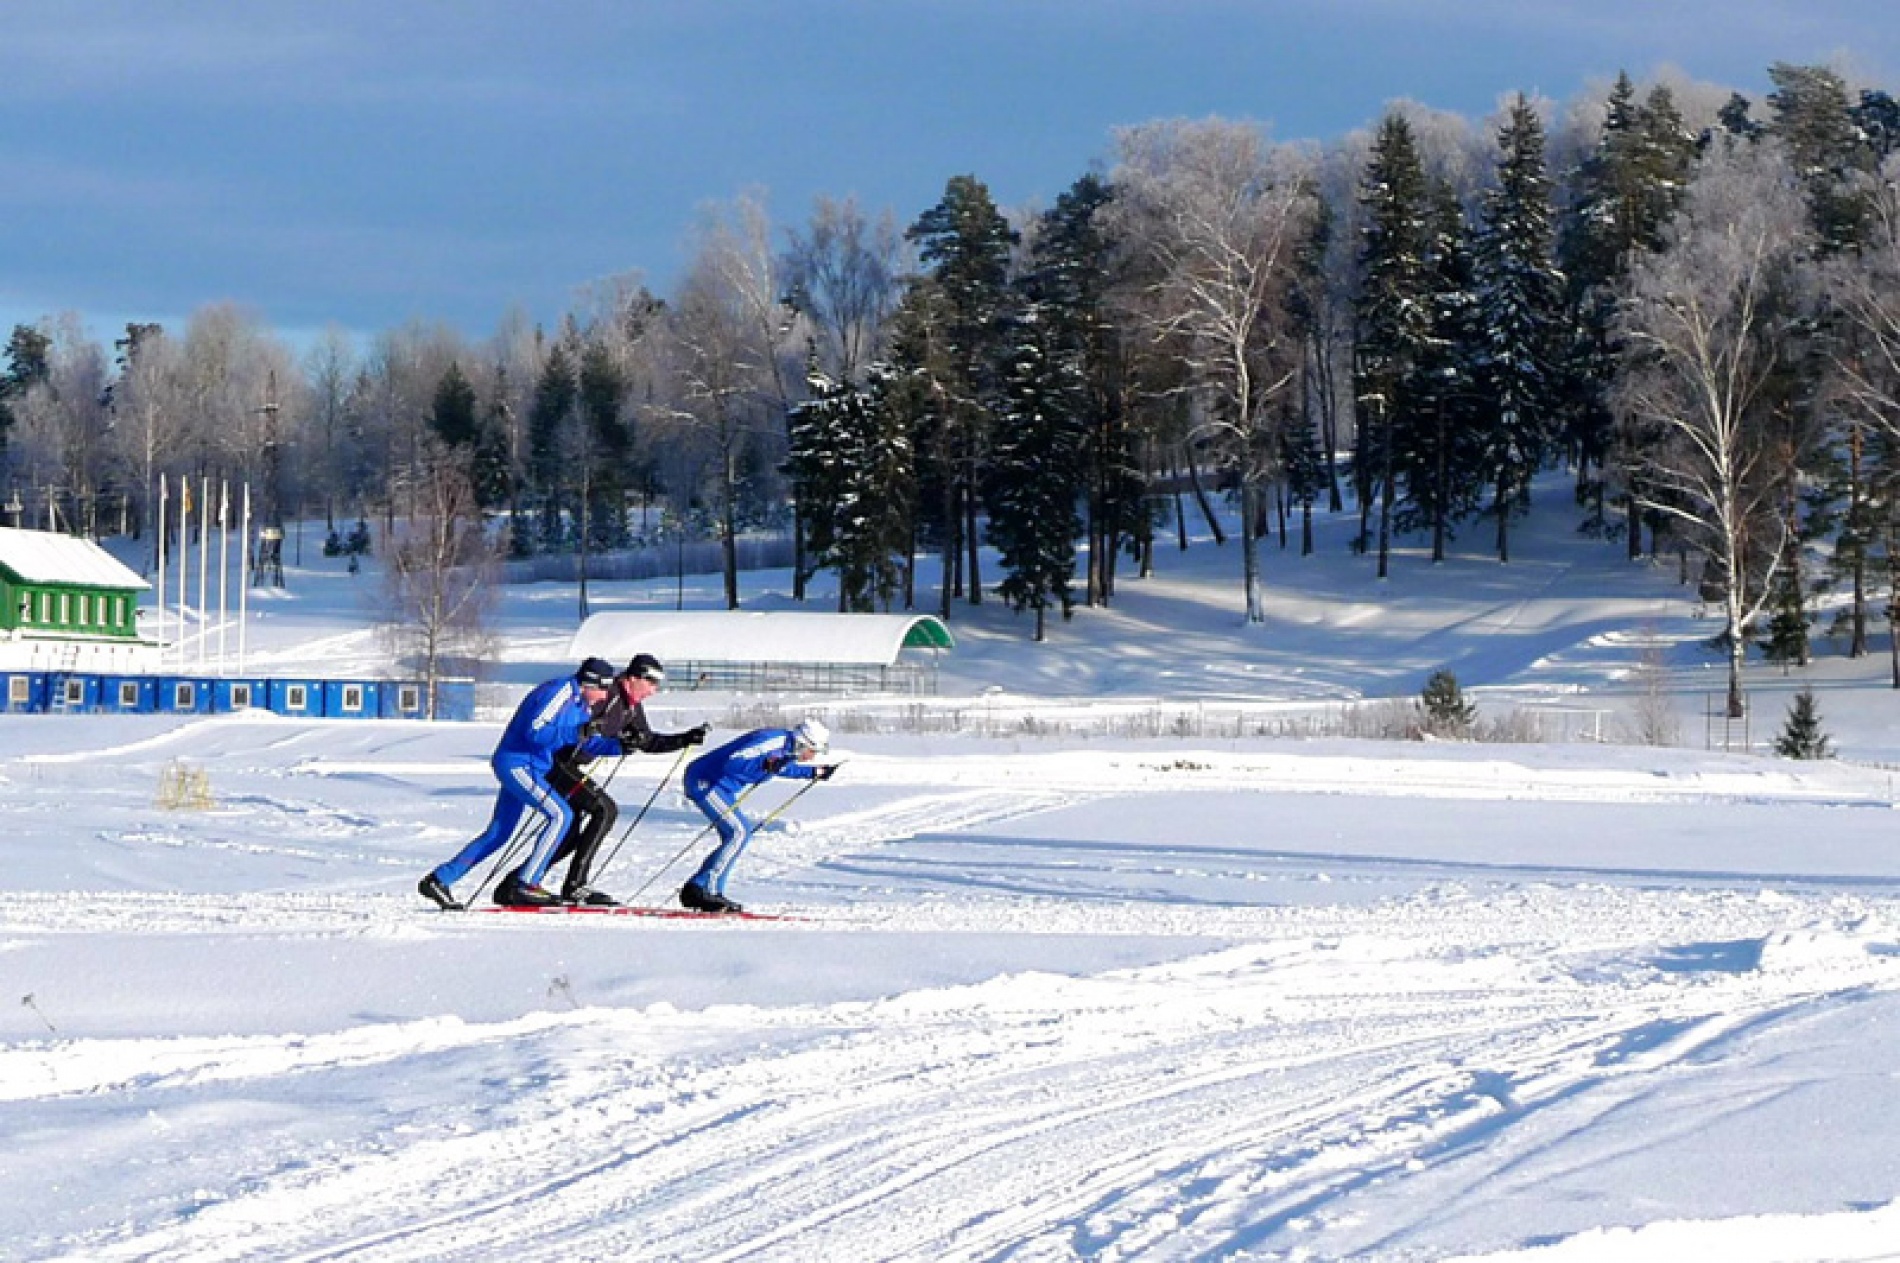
[
  {"left": 493, "top": 877, "right": 561, "bottom": 908},
  {"left": 680, "top": 883, "right": 743, "bottom": 915},
  {"left": 418, "top": 873, "right": 464, "bottom": 912},
  {"left": 563, "top": 885, "right": 620, "bottom": 907}
]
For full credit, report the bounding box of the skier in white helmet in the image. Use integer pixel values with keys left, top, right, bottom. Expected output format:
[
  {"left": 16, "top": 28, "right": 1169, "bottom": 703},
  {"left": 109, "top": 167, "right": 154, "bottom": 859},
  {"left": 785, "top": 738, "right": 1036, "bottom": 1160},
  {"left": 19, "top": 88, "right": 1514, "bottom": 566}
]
[{"left": 678, "top": 717, "right": 836, "bottom": 913}]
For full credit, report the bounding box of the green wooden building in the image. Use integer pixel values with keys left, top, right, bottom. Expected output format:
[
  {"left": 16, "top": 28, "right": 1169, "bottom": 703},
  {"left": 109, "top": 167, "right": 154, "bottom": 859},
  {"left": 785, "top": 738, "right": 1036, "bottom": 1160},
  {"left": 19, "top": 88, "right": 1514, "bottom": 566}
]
[{"left": 0, "top": 526, "right": 150, "bottom": 663}]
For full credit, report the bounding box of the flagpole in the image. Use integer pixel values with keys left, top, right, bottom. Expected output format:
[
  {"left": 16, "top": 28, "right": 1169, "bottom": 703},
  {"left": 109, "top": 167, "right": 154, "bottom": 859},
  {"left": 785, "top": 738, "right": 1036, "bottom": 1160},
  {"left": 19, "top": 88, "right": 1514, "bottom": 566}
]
[
  {"left": 216, "top": 479, "right": 229, "bottom": 673},
  {"left": 177, "top": 476, "right": 190, "bottom": 669},
  {"left": 197, "top": 475, "right": 209, "bottom": 668},
  {"left": 155, "top": 474, "right": 167, "bottom": 660},
  {"left": 239, "top": 483, "right": 252, "bottom": 674}
]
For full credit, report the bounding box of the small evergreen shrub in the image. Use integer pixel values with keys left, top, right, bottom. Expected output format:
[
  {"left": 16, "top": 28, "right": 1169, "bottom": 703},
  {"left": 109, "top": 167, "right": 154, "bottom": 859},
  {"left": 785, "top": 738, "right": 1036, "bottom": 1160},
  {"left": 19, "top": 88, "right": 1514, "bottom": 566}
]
[
  {"left": 1772, "top": 688, "right": 1833, "bottom": 759},
  {"left": 1418, "top": 669, "right": 1478, "bottom": 738}
]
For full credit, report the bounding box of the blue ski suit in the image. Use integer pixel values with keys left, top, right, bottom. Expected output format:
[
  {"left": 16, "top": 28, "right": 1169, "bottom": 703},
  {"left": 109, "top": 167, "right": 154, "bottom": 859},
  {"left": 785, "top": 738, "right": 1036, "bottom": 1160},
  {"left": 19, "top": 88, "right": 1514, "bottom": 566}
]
[
  {"left": 683, "top": 727, "right": 821, "bottom": 896},
  {"left": 431, "top": 674, "right": 620, "bottom": 888}
]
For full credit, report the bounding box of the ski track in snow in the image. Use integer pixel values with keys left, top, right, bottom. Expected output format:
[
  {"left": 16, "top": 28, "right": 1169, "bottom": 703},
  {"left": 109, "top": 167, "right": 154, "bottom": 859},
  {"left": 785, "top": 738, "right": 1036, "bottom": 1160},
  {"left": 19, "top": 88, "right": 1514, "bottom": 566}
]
[
  {"left": 9, "top": 732, "right": 1900, "bottom": 1260},
  {"left": 6, "top": 885, "right": 1899, "bottom": 1261}
]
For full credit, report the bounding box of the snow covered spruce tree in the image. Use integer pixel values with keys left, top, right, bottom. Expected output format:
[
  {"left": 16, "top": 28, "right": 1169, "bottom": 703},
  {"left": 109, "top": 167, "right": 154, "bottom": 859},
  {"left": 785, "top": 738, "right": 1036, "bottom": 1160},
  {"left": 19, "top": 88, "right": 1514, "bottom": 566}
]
[
  {"left": 1473, "top": 94, "right": 1565, "bottom": 563},
  {"left": 785, "top": 362, "right": 912, "bottom": 613},
  {"left": 1111, "top": 118, "right": 1317, "bottom": 623},
  {"left": 1613, "top": 136, "right": 1818, "bottom": 718},
  {"left": 986, "top": 307, "right": 1088, "bottom": 641},
  {"left": 1353, "top": 112, "right": 1436, "bottom": 577},
  {"left": 1392, "top": 179, "right": 1488, "bottom": 562},
  {"left": 1027, "top": 173, "right": 1145, "bottom": 609},
  {"left": 905, "top": 175, "right": 1019, "bottom": 618},
  {"left": 1557, "top": 73, "right": 1696, "bottom": 557},
  {"left": 781, "top": 196, "right": 903, "bottom": 601}
]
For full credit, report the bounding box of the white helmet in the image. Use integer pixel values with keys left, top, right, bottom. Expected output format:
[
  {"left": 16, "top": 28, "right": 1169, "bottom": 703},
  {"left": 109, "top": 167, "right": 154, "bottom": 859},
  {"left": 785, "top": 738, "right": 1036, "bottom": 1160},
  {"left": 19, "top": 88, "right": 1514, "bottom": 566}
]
[{"left": 793, "top": 717, "right": 830, "bottom": 753}]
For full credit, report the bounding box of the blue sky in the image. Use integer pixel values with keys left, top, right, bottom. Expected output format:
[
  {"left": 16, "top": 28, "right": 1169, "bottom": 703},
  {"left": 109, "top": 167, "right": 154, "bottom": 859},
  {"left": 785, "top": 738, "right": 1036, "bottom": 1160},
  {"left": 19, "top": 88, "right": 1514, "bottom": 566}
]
[{"left": 2, "top": 1, "right": 1893, "bottom": 350}]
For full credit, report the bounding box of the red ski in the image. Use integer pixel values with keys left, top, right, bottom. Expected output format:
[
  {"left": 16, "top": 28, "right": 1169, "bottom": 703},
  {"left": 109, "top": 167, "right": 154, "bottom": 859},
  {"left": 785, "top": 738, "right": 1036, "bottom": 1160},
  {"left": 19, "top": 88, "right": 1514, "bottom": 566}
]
[{"left": 476, "top": 904, "right": 800, "bottom": 922}]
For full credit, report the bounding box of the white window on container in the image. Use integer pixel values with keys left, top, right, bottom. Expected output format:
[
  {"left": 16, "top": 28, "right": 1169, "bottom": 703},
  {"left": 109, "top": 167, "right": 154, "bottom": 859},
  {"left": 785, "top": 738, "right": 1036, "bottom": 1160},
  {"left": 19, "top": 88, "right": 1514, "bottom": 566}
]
[
  {"left": 64, "top": 679, "right": 84, "bottom": 705},
  {"left": 230, "top": 683, "right": 253, "bottom": 708},
  {"left": 399, "top": 685, "right": 421, "bottom": 712},
  {"left": 286, "top": 684, "right": 308, "bottom": 711},
  {"left": 8, "top": 676, "right": 28, "bottom": 705},
  {"left": 341, "top": 684, "right": 365, "bottom": 712},
  {"left": 119, "top": 681, "right": 139, "bottom": 708},
  {"left": 174, "top": 682, "right": 195, "bottom": 710}
]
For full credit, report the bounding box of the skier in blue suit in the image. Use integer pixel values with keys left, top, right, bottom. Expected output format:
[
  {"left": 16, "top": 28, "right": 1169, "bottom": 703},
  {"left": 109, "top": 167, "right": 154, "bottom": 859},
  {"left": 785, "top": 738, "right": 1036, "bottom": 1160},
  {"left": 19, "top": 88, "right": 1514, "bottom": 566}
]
[
  {"left": 680, "top": 717, "right": 836, "bottom": 913},
  {"left": 418, "top": 658, "right": 623, "bottom": 910}
]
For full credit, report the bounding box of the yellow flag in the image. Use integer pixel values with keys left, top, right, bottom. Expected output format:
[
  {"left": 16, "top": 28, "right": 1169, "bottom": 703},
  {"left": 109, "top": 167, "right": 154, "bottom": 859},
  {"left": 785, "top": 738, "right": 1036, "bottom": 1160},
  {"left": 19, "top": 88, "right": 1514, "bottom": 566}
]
[{"left": 181, "top": 478, "right": 192, "bottom": 514}]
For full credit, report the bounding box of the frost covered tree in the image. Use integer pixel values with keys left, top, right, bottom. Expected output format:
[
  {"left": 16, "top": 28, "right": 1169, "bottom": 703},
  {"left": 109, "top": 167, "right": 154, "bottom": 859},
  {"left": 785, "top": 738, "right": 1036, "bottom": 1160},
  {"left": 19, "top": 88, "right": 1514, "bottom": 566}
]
[
  {"left": 1112, "top": 118, "right": 1317, "bottom": 622},
  {"left": 379, "top": 440, "right": 498, "bottom": 720},
  {"left": 1824, "top": 154, "right": 1900, "bottom": 682},
  {"left": 785, "top": 362, "right": 912, "bottom": 613},
  {"left": 1615, "top": 138, "right": 1817, "bottom": 718}
]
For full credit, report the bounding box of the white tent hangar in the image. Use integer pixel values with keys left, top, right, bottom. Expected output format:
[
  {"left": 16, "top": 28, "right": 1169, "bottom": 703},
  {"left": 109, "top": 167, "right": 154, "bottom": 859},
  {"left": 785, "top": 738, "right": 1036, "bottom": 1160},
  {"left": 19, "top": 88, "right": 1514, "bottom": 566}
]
[{"left": 568, "top": 611, "right": 954, "bottom": 695}]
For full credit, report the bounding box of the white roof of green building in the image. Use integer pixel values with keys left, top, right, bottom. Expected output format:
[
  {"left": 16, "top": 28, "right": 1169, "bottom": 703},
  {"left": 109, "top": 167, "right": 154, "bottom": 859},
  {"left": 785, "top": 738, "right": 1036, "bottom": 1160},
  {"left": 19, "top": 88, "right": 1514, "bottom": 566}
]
[
  {"left": 569, "top": 611, "right": 953, "bottom": 668},
  {"left": 0, "top": 527, "right": 150, "bottom": 590}
]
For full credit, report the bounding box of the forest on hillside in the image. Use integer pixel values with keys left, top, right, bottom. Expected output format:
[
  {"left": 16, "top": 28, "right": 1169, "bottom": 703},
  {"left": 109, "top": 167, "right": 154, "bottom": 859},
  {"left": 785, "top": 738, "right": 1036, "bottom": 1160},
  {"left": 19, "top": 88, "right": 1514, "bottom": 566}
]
[{"left": 3, "top": 62, "right": 1899, "bottom": 709}]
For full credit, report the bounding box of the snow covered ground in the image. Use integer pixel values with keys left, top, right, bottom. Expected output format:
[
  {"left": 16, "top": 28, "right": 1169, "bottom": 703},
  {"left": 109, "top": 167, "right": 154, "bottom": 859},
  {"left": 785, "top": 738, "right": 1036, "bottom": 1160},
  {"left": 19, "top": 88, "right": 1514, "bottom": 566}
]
[{"left": 5, "top": 496, "right": 1900, "bottom": 1262}]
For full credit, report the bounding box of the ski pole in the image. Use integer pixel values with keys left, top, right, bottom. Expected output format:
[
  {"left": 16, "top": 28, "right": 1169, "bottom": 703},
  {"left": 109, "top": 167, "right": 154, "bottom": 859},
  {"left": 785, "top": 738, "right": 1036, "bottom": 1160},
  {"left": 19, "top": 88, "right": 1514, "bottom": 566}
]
[
  {"left": 624, "top": 780, "right": 765, "bottom": 906},
  {"left": 592, "top": 745, "right": 691, "bottom": 887},
  {"left": 469, "top": 808, "right": 551, "bottom": 908},
  {"left": 625, "top": 767, "right": 835, "bottom": 906}
]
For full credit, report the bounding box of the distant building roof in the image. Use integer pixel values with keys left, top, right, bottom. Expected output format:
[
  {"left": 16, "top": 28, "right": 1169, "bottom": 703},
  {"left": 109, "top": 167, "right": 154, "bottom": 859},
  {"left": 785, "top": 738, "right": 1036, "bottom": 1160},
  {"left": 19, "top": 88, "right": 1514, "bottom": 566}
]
[
  {"left": 569, "top": 611, "right": 954, "bottom": 669},
  {"left": 0, "top": 527, "right": 150, "bottom": 590}
]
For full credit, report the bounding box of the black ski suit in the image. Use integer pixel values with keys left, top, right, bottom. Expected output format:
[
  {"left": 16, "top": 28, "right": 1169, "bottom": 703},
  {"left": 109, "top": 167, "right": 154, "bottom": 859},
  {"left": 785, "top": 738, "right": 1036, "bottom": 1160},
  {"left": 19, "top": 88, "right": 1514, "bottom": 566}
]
[{"left": 543, "top": 693, "right": 703, "bottom": 898}]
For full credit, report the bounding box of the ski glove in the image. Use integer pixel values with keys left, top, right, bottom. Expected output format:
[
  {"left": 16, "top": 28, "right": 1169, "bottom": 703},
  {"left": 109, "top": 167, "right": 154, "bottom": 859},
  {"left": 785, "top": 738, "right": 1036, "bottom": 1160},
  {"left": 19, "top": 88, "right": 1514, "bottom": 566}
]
[
  {"left": 815, "top": 763, "right": 838, "bottom": 781},
  {"left": 763, "top": 754, "right": 787, "bottom": 774},
  {"left": 686, "top": 723, "right": 711, "bottom": 746}
]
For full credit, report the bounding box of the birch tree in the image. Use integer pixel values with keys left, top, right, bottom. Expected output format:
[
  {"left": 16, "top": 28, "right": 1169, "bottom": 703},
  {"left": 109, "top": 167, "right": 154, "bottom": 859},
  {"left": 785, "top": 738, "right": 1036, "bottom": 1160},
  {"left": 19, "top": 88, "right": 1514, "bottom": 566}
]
[
  {"left": 1614, "top": 139, "right": 1816, "bottom": 717},
  {"left": 1112, "top": 118, "right": 1318, "bottom": 622}
]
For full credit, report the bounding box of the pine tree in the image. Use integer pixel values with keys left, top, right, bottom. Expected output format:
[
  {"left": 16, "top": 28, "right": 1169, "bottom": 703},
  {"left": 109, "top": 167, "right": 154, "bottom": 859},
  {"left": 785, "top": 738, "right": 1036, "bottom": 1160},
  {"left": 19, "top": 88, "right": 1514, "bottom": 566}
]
[
  {"left": 1761, "top": 561, "right": 1811, "bottom": 669},
  {"left": 528, "top": 342, "right": 579, "bottom": 552},
  {"left": 906, "top": 174, "right": 1019, "bottom": 615},
  {"left": 786, "top": 362, "right": 913, "bottom": 612},
  {"left": 1772, "top": 688, "right": 1833, "bottom": 759},
  {"left": 986, "top": 306, "right": 1087, "bottom": 640},
  {"left": 1767, "top": 63, "right": 1879, "bottom": 255},
  {"left": 1473, "top": 94, "right": 1564, "bottom": 563},
  {"left": 429, "top": 362, "right": 479, "bottom": 450},
  {"left": 577, "top": 340, "right": 632, "bottom": 551},
  {"left": 1557, "top": 77, "right": 1695, "bottom": 556},
  {"left": 1419, "top": 669, "right": 1478, "bottom": 737},
  {"left": 1029, "top": 173, "right": 1141, "bottom": 608},
  {"left": 1392, "top": 180, "right": 1487, "bottom": 561},
  {"left": 1354, "top": 113, "right": 1435, "bottom": 578},
  {"left": 1, "top": 324, "right": 52, "bottom": 459}
]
